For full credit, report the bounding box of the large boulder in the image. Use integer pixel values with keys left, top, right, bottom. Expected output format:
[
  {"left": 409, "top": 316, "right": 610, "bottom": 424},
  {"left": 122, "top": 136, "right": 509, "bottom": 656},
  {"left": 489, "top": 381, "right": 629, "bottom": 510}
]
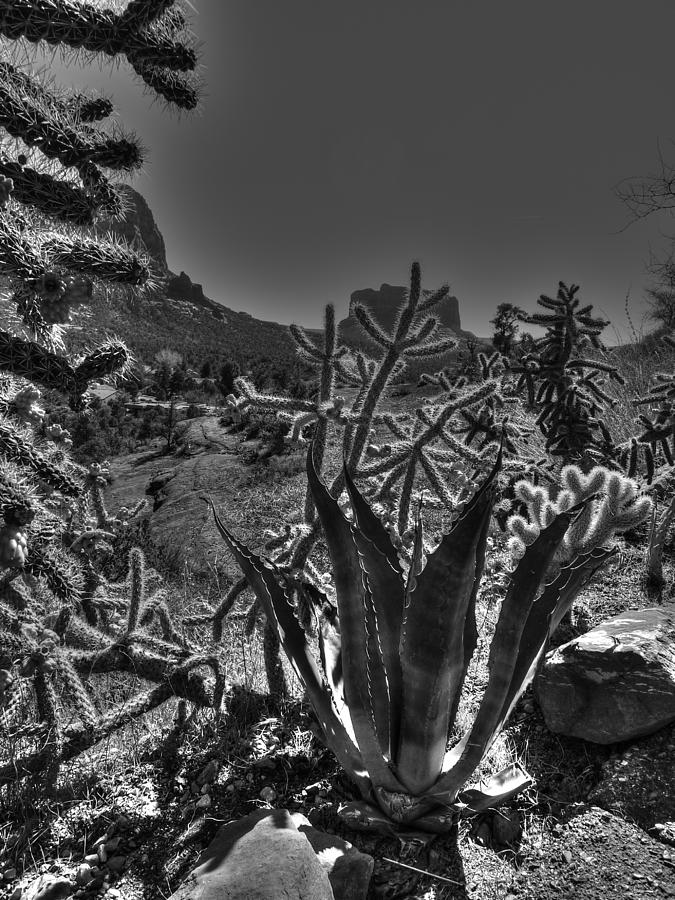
[
  {"left": 168, "top": 808, "right": 334, "bottom": 900},
  {"left": 537, "top": 605, "right": 675, "bottom": 744}
]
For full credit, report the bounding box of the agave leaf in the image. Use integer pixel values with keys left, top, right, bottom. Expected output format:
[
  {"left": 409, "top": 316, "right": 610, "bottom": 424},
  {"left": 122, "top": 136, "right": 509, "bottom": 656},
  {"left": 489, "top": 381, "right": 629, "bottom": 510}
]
[
  {"left": 454, "top": 763, "right": 533, "bottom": 815},
  {"left": 316, "top": 599, "right": 347, "bottom": 722},
  {"left": 547, "top": 546, "right": 617, "bottom": 635},
  {"left": 343, "top": 462, "right": 405, "bottom": 756},
  {"left": 306, "top": 450, "right": 405, "bottom": 793},
  {"left": 493, "top": 546, "right": 617, "bottom": 733},
  {"left": 396, "top": 451, "right": 501, "bottom": 795},
  {"left": 336, "top": 800, "right": 398, "bottom": 835},
  {"left": 404, "top": 501, "right": 425, "bottom": 606},
  {"left": 431, "top": 498, "right": 590, "bottom": 800},
  {"left": 447, "top": 473, "right": 493, "bottom": 730},
  {"left": 343, "top": 462, "right": 404, "bottom": 576},
  {"left": 209, "top": 502, "right": 371, "bottom": 798}
]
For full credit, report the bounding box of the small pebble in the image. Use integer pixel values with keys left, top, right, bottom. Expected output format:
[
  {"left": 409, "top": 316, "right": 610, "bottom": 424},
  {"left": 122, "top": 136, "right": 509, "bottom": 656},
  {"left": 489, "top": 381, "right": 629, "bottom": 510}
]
[
  {"left": 259, "top": 786, "right": 276, "bottom": 803},
  {"left": 76, "top": 864, "right": 93, "bottom": 886},
  {"left": 3, "top": 868, "right": 16, "bottom": 881},
  {"left": 106, "top": 857, "right": 126, "bottom": 873}
]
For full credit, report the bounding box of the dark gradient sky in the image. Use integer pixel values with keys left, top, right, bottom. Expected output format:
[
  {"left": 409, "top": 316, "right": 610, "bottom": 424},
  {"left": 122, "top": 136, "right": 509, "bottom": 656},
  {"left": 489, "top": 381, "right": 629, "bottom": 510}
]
[{"left": 49, "top": 2, "right": 675, "bottom": 338}]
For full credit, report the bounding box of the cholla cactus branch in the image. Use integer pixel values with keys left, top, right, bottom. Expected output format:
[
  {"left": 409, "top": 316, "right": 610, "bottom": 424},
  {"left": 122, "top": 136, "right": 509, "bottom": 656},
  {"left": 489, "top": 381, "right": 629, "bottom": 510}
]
[
  {"left": 0, "top": 156, "right": 96, "bottom": 225},
  {"left": 0, "top": 64, "right": 143, "bottom": 172},
  {"left": 0, "top": 1, "right": 197, "bottom": 73},
  {"left": 43, "top": 234, "right": 152, "bottom": 286},
  {"left": 507, "top": 465, "right": 652, "bottom": 575}
]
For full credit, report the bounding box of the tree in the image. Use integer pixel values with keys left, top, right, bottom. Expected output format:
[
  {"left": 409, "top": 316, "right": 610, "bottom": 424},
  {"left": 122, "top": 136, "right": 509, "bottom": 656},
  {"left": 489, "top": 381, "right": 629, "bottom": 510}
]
[
  {"left": 645, "top": 287, "right": 675, "bottom": 332},
  {"left": 490, "top": 303, "right": 524, "bottom": 357},
  {"left": 219, "top": 359, "right": 241, "bottom": 396},
  {"left": 200, "top": 359, "right": 213, "bottom": 379},
  {"left": 152, "top": 349, "right": 183, "bottom": 400}
]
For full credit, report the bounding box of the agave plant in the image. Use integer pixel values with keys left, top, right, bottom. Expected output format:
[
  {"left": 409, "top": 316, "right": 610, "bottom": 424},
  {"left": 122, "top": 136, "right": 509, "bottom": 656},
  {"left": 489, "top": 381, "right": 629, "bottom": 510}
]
[{"left": 210, "top": 445, "right": 614, "bottom": 832}]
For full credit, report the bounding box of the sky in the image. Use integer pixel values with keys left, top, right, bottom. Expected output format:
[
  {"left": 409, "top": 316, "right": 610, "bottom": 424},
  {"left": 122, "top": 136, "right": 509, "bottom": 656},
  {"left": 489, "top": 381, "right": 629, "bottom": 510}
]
[{"left": 44, "top": 1, "right": 675, "bottom": 339}]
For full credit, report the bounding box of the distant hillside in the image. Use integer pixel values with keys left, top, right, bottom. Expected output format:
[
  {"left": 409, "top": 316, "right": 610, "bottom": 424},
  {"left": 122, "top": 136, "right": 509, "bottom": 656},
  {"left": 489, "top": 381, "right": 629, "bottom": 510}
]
[
  {"left": 80, "top": 186, "right": 476, "bottom": 379},
  {"left": 76, "top": 185, "right": 300, "bottom": 374}
]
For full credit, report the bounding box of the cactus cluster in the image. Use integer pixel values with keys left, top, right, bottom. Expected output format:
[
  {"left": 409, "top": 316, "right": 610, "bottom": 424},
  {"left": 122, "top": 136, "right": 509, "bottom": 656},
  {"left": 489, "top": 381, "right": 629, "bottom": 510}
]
[
  {"left": 0, "top": 1, "right": 207, "bottom": 786},
  {"left": 0, "top": 534, "right": 225, "bottom": 789},
  {"left": 212, "top": 263, "right": 531, "bottom": 693},
  {"left": 509, "top": 282, "right": 625, "bottom": 463}
]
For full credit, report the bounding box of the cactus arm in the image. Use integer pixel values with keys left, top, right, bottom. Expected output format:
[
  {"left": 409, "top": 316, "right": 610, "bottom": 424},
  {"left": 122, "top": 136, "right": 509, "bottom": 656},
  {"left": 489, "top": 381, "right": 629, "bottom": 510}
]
[
  {"left": 209, "top": 502, "right": 373, "bottom": 798},
  {"left": 395, "top": 452, "right": 500, "bottom": 795},
  {"left": 306, "top": 450, "right": 406, "bottom": 792},
  {"left": 429, "top": 501, "right": 587, "bottom": 803},
  {"left": 0, "top": 157, "right": 96, "bottom": 225},
  {"left": 0, "top": 0, "right": 195, "bottom": 72}
]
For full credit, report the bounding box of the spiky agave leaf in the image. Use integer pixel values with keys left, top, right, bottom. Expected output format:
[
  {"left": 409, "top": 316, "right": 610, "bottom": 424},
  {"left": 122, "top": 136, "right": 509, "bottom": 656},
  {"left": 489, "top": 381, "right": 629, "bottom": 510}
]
[
  {"left": 395, "top": 447, "right": 502, "bottom": 796},
  {"left": 208, "top": 498, "right": 372, "bottom": 800},
  {"left": 306, "top": 452, "right": 406, "bottom": 793},
  {"left": 428, "top": 495, "right": 595, "bottom": 806},
  {"left": 342, "top": 462, "right": 405, "bottom": 757}
]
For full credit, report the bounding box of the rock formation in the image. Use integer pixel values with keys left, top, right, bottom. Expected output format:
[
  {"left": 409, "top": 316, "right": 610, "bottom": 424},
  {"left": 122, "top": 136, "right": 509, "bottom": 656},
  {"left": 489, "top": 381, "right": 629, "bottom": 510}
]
[
  {"left": 537, "top": 605, "right": 675, "bottom": 743},
  {"left": 103, "top": 185, "right": 168, "bottom": 272},
  {"left": 338, "top": 283, "right": 473, "bottom": 348}
]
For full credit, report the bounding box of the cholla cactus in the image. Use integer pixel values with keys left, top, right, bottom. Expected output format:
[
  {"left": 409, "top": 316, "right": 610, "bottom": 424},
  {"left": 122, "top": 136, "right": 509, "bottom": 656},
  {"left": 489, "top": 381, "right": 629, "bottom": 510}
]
[
  {"left": 214, "top": 264, "right": 516, "bottom": 692},
  {"left": 511, "top": 283, "right": 625, "bottom": 462},
  {"left": 0, "top": 542, "right": 224, "bottom": 789},
  {"left": 0, "top": 1, "right": 207, "bottom": 784},
  {"left": 210, "top": 443, "right": 628, "bottom": 832},
  {"left": 506, "top": 465, "right": 651, "bottom": 621}
]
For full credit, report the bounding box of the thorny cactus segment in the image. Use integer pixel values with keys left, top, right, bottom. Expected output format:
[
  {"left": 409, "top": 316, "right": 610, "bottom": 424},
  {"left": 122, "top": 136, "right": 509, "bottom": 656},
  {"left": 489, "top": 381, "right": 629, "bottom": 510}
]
[
  {"left": 0, "top": 0, "right": 205, "bottom": 786},
  {"left": 213, "top": 442, "right": 609, "bottom": 832},
  {"left": 511, "top": 282, "right": 624, "bottom": 462},
  {"left": 0, "top": 546, "right": 223, "bottom": 788},
  {"left": 506, "top": 465, "right": 652, "bottom": 569}
]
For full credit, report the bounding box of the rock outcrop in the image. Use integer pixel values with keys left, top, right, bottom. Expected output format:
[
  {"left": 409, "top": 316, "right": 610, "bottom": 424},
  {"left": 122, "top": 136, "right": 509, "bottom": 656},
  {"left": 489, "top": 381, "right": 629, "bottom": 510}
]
[
  {"left": 338, "top": 283, "right": 472, "bottom": 348},
  {"left": 166, "top": 270, "right": 209, "bottom": 308},
  {"left": 103, "top": 185, "right": 168, "bottom": 272},
  {"left": 537, "top": 605, "right": 675, "bottom": 743}
]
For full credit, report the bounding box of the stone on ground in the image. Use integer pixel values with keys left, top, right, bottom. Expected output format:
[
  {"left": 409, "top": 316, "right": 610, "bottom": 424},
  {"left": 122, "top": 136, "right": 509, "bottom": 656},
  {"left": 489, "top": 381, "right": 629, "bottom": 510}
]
[
  {"left": 21, "top": 874, "right": 73, "bottom": 900},
  {"left": 290, "top": 813, "right": 374, "bottom": 900},
  {"left": 168, "top": 808, "right": 334, "bottom": 900},
  {"left": 537, "top": 605, "right": 675, "bottom": 743}
]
